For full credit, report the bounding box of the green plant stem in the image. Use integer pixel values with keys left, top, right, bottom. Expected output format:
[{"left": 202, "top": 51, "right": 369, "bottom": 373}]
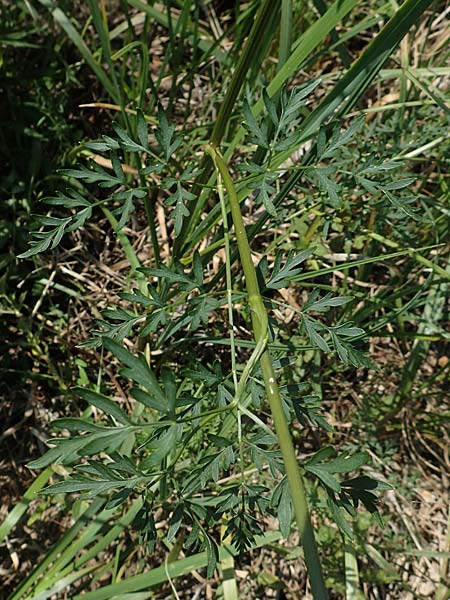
[
  {"left": 205, "top": 144, "right": 327, "bottom": 599},
  {"left": 217, "top": 171, "right": 238, "bottom": 390}
]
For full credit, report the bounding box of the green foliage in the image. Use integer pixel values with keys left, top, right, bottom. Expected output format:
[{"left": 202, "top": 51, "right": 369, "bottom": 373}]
[
  {"left": 4, "top": 0, "right": 449, "bottom": 598},
  {"left": 21, "top": 97, "right": 391, "bottom": 575},
  {"left": 18, "top": 106, "right": 195, "bottom": 259}
]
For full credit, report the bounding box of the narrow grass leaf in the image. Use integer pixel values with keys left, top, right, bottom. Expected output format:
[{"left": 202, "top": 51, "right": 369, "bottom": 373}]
[
  {"left": 0, "top": 468, "right": 53, "bottom": 543},
  {"left": 35, "top": 0, "right": 118, "bottom": 103},
  {"left": 71, "top": 532, "right": 281, "bottom": 599},
  {"left": 7, "top": 498, "right": 106, "bottom": 600}
]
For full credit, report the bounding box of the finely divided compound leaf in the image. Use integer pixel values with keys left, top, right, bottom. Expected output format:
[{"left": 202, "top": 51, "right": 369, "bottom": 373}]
[
  {"left": 112, "top": 122, "right": 148, "bottom": 153},
  {"left": 266, "top": 248, "right": 313, "bottom": 290},
  {"left": 155, "top": 104, "right": 182, "bottom": 161},
  {"left": 139, "top": 263, "right": 198, "bottom": 291},
  {"left": 303, "top": 292, "right": 353, "bottom": 313},
  {"left": 136, "top": 109, "right": 149, "bottom": 149},
  {"left": 103, "top": 338, "right": 166, "bottom": 407},
  {"left": 302, "top": 315, "right": 331, "bottom": 352},
  {"left": 61, "top": 163, "right": 125, "bottom": 187},
  {"left": 320, "top": 115, "right": 365, "bottom": 160},
  {"left": 167, "top": 503, "right": 184, "bottom": 542},
  {"left": 306, "top": 465, "right": 341, "bottom": 492},
  {"left": 18, "top": 216, "right": 72, "bottom": 258},
  {"left": 129, "top": 387, "right": 167, "bottom": 413},
  {"left": 170, "top": 182, "right": 193, "bottom": 236},
  {"left": 278, "top": 478, "right": 293, "bottom": 538},
  {"left": 279, "top": 80, "right": 322, "bottom": 130},
  {"left": 314, "top": 167, "right": 341, "bottom": 208},
  {"left": 52, "top": 418, "right": 105, "bottom": 432},
  {"left": 319, "top": 452, "right": 369, "bottom": 474},
  {"left": 262, "top": 89, "right": 278, "bottom": 128},
  {"left": 28, "top": 427, "right": 131, "bottom": 469},
  {"left": 73, "top": 387, "right": 131, "bottom": 425},
  {"left": 243, "top": 100, "right": 269, "bottom": 149}
]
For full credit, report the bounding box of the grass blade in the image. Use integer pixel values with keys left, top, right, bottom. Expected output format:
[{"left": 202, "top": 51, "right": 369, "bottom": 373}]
[
  {"left": 344, "top": 538, "right": 364, "bottom": 600},
  {"left": 35, "top": 0, "right": 118, "bottom": 103},
  {"left": 0, "top": 468, "right": 53, "bottom": 544},
  {"left": 72, "top": 532, "right": 281, "bottom": 600},
  {"left": 8, "top": 497, "right": 106, "bottom": 600}
]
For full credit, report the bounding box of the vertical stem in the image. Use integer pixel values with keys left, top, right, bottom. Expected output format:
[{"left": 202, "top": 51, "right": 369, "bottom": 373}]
[
  {"left": 206, "top": 145, "right": 327, "bottom": 599},
  {"left": 217, "top": 172, "right": 238, "bottom": 390}
]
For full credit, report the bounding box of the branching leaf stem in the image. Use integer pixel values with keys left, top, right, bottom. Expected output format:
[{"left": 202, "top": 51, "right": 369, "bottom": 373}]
[{"left": 205, "top": 144, "right": 328, "bottom": 599}]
